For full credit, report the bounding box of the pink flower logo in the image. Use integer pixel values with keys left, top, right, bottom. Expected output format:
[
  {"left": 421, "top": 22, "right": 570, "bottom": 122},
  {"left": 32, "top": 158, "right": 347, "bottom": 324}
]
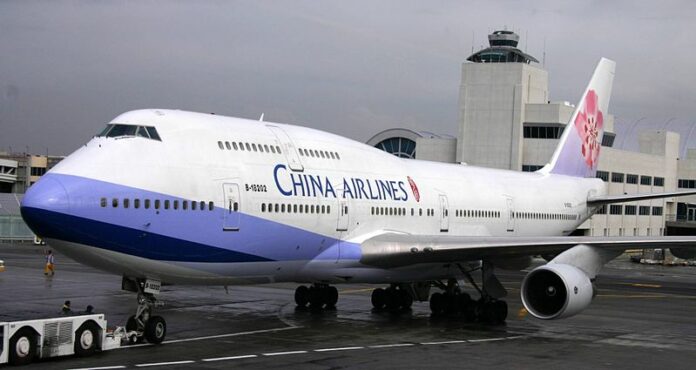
[
  {"left": 407, "top": 176, "right": 420, "bottom": 202},
  {"left": 574, "top": 89, "right": 603, "bottom": 168}
]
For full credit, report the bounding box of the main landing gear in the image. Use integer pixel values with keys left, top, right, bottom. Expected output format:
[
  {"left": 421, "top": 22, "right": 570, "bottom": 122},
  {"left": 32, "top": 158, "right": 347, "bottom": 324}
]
[
  {"left": 122, "top": 277, "right": 167, "bottom": 344},
  {"left": 295, "top": 284, "right": 339, "bottom": 309},
  {"left": 429, "top": 262, "right": 508, "bottom": 324},
  {"left": 370, "top": 284, "right": 413, "bottom": 312}
]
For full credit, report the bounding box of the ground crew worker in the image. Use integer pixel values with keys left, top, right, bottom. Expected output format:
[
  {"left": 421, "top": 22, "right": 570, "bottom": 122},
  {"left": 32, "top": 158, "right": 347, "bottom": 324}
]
[
  {"left": 61, "top": 300, "right": 72, "bottom": 315},
  {"left": 44, "top": 250, "right": 55, "bottom": 276}
]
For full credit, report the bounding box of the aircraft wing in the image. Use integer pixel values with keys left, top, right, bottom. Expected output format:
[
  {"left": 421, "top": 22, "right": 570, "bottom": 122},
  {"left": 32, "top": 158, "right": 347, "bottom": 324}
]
[
  {"left": 359, "top": 234, "right": 696, "bottom": 268},
  {"left": 587, "top": 190, "right": 696, "bottom": 206}
]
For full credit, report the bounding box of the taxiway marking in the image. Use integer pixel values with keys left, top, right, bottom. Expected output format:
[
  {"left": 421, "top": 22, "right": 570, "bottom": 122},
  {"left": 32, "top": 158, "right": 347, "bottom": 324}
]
[
  {"left": 314, "top": 346, "right": 364, "bottom": 352},
  {"left": 113, "top": 326, "right": 302, "bottom": 349},
  {"left": 262, "top": 350, "right": 309, "bottom": 356},
  {"left": 135, "top": 360, "right": 195, "bottom": 367},
  {"left": 202, "top": 354, "right": 258, "bottom": 362},
  {"left": 65, "top": 335, "right": 528, "bottom": 369}
]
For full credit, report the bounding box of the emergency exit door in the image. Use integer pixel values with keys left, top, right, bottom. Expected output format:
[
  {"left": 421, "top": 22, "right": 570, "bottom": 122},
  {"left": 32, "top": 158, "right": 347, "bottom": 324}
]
[
  {"left": 439, "top": 194, "right": 449, "bottom": 232},
  {"left": 223, "top": 183, "right": 241, "bottom": 231}
]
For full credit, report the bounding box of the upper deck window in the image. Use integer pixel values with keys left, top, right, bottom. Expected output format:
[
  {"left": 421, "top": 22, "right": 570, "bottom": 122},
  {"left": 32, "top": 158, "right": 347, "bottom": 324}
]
[{"left": 98, "top": 124, "right": 162, "bottom": 141}]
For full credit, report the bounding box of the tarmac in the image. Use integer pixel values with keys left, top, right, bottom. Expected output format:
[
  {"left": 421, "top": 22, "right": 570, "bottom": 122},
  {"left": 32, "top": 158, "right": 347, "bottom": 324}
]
[{"left": 2, "top": 243, "right": 696, "bottom": 369}]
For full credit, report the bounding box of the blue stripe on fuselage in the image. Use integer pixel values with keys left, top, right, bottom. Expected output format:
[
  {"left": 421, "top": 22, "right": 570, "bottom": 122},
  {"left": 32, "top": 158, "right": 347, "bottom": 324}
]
[{"left": 21, "top": 173, "right": 360, "bottom": 263}]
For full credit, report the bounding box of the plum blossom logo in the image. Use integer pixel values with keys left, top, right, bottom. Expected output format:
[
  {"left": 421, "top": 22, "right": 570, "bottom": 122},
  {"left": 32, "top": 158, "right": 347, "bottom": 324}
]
[
  {"left": 574, "top": 89, "right": 603, "bottom": 168},
  {"left": 407, "top": 176, "right": 420, "bottom": 202}
]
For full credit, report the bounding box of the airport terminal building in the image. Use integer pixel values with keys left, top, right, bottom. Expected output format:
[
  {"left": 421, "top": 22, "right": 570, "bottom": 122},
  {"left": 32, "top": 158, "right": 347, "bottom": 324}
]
[{"left": 367, "top": 30, "right": 696, "bottom": 238}]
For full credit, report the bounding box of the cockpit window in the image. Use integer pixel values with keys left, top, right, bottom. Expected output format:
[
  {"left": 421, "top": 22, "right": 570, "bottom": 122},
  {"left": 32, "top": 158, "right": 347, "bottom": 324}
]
[{"left": 97, "top": 124, "right": 162, "bottom": 141}]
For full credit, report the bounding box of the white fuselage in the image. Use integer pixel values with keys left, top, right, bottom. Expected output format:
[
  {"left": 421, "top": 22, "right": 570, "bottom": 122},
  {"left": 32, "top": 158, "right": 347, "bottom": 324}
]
[{"left": 23, "top": 109, "right": 606, "bottom": 285}]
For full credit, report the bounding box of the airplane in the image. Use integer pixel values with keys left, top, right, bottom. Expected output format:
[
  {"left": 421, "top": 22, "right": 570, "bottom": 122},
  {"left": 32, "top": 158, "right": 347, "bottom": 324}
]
[{"left": 20, "top": 58, "right": 696, "bottom": 344}]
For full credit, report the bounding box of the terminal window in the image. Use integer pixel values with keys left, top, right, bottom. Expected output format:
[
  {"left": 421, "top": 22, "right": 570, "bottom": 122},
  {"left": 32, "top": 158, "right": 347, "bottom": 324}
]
[
  {"left": 596, "top": 171, "right": 609, "bottom": 182},
  {"left": 626, "top": 174, "right": 639, "bottom": 184}
]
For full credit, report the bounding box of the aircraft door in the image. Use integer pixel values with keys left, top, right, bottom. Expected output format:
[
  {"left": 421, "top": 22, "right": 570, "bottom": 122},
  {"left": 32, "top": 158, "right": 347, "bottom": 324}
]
[
  {"left": 439, "top": 194, "right": 449, "bottom": 232},
  {"left": 223, "top": 183, "right": 241, "bottom": 231},
  {"left": 337, "top": 199, "right": 349, "bottom": 231},
  {"left": 506, "top": 197, "right": 515, "bottom": 233},
  {"left": 267, "top": 125, "right": 304, "bottom": 171}
]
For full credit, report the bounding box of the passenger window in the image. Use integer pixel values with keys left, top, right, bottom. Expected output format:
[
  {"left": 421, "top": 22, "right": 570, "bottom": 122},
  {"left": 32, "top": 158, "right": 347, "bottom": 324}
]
[
  {"left": 233, "top": 142, "right": 238, "bottom": 150},
  {"left": 320, "top": 151, "right": 326, "bottom": 158},
  {"left": 239, "top": 142, "right": 245, "bottom": 151},
  {"left": 100, "top": 197, "right": 107, "bottom": 207},
  {"left": 335, "top": 153, "right": 340, "bottom": 160},
  {"left": 145, "top": 199, "right": 150, "bottom": 209},
  {"left": 209, "top": 201, "right": 214, "bottom": 211},
  {"left": 200, "top": 201, "right": 205, "bottom": 210},
  {"left": 270, "top": 146, "right": 276, "bottom": 154},
  {"left": 245, "top": 143, "right": 251, "bottom": 151},
  {"left": 123, "top": 198, "right": 130, "bottom": 208},
  {"left": 134, "top": 199, "right": 140, "bottom": 209},
  {"left": 305, "top": 204, "right": 309, "bottom": 213},
  {"left": 321, "top": 205, "right": 326, "bottom": 214},
  {"left": 293, "top": 204, "right": 298, "bottom": 213},
  {"left": 192, "top": 201, "right": 197, "bottom": 210},
  {"left": 276, "top": 146, "right": 282, "bottom": 153},
  {"left": 275, "top": 204, "right": 279, "bottom": 212},
  {"left": 327, "top": 205, "right": 331, "bottom": 213},
  {"left": 225, "top": 142, "right": 231, "bottom": 150},
  {"left": 218, "top": 141, "right": 224, "bottom": 150},
  {"left": 264, "top": 144, "right": 270, "bottom": 152},
  {"left": 262, "top": 204, "right": 266, "bottom": 212},
  {"left": 173, "top": 200, "right": 179, "bottom": 210},
  {"left": 112, "top": 198, "right": 119, "bottom": 208},
  {"left": 281, "top": 204, "right": 286, "bottom": 212},
  {"left": 154, "top": 200, "right": 160, "bottom": 209},
  {"left": 329, "top": 152, "right": 335, "bottom": 159},
  {"left": 252, "top": 143, "right": 258, "bottom": 152},
  {"left": 183, "top": 201, "right": 188, "bottom": 210},
  {"left": 164, "top": 200, "right": 170, "bottom": 210}
]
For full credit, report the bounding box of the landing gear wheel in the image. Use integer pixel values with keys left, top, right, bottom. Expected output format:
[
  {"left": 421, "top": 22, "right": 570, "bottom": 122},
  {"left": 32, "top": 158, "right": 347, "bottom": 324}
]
[
  {"left": 399, "top": 289, "right": 413, "bottom": 310},
  {"left": 144, "top": 316, "right": 167, "bottom": 344},
  {"left": 9, "top": 328, "right": 36, "bottom": 366},
  {"left": 74, "top": 322, "right": 100, "bottom": 357},
  {"left": 491, "top": 300, "right": 508, "bottom": 324},
  {"left": 326, "top": 286, "right": 339, "bottom": 308},
  {"left": 295, "top": 285, "right": 309, "bottom": 307},
  {"left": 429, "top": 292, "right": 445, "bottom": 316},
  {"left": 308, "top": 286, "right": 325, "bottom": 308},
  {"left": 371, "top": 288, "right": 387, "bottom": 309}
]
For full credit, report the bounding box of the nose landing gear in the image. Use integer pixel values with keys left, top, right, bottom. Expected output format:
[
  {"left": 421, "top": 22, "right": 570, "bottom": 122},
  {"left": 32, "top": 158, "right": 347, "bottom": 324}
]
[{"left": 122, "top": 277, "right": 167, "bottom": 344}]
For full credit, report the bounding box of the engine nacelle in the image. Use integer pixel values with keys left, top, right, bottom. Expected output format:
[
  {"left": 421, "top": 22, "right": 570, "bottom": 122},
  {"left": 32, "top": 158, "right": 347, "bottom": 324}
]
[{"left": 521, "top": 263, "right": 594, "bottom": 320}]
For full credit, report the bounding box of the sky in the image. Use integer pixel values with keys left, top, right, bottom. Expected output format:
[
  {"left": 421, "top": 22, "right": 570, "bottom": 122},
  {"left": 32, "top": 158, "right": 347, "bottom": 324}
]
[{"left": 1, "top": 0, "right": 696, "bottom": 156}]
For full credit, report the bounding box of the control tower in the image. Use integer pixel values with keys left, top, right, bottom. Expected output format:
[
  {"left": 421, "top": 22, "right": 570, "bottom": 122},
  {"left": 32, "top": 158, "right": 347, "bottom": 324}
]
[{"left": 457, "top": 30, "right": 549, "bottom": 170}]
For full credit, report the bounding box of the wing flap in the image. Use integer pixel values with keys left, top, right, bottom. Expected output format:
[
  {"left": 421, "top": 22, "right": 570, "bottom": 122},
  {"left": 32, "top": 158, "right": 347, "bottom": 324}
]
[{"left": 360, "top": 234, "right": 696, "bottom": 268}]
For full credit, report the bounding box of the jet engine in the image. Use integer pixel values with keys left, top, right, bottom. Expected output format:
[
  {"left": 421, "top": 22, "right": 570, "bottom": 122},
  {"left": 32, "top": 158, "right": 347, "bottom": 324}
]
[{"left": 521, "top": 263, "right": 594, "bottom": 320}]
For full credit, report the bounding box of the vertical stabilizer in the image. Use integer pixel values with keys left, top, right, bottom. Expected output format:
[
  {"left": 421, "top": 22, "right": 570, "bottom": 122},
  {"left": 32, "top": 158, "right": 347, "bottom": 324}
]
[{"left": 540, "top": 58, "right": 615, "bottom": 177}]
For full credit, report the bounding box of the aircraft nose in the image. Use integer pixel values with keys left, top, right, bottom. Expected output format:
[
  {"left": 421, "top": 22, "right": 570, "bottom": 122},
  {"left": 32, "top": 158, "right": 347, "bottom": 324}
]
[{"left": 20, "top": 175, "right": 70, "bottom": 234}]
